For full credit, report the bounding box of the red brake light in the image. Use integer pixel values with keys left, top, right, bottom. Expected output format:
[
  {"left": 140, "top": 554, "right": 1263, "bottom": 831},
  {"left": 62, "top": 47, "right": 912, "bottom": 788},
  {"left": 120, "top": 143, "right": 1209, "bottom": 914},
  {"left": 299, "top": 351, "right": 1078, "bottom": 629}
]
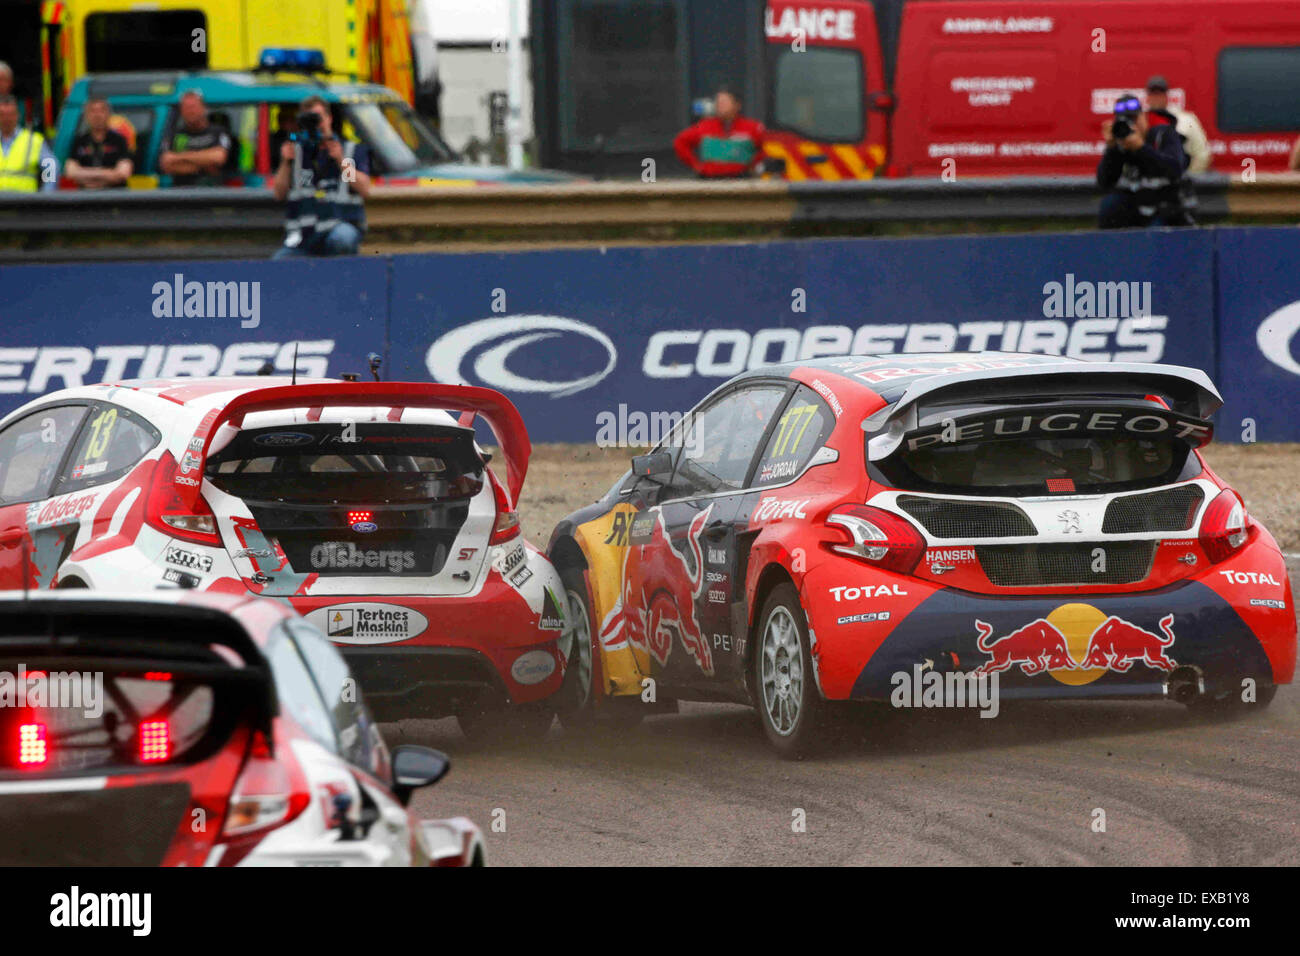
[
  {"left": 347, "top": 510, "right": 373, "bottom": 524},
  {"left": 18, "top": 723, "right": 47, "bottom": 767},
  {"left": 825, "top": 505, "right": 925, "bottom": 575},
  {"left": 144, "top": 451, "right": 222, "bottom": 546},
  {"left": 139, "top": 720, "right": 170, "bottom": 763},
  {"left": 488, "top": 471, "right": 521, "bottom": 545},
  {"left": 1199, "top": 489, "right": 1249, "bottom": 564},
  {"left": 222, "top": 731, "right": 309, "bottom": 837}
]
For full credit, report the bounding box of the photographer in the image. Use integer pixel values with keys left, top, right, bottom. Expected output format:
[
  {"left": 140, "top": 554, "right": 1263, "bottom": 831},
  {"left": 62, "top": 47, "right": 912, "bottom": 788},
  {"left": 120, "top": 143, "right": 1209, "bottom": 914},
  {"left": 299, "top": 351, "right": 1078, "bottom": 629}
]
[
  {"left": 271, "top": 95, "right": 371, "bottom": 258},
  {"left": 1096, "top": 94, "right": 1188, "bottom": 229}
]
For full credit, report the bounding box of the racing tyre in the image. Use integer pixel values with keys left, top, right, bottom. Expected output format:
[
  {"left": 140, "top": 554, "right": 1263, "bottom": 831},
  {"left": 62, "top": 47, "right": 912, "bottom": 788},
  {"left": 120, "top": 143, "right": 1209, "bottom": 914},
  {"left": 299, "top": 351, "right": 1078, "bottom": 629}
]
[
  {"left": 555, "top": 566, "right": 598, "bottom": 729},
  {"left": 554, "top": 565, "right": 646, "bottom": 732},
  {"left": 457, "top": 697, "right": 554, "bottom": 746},
  {"left": 754, "top": 582, "right": 827, "bottom": 759}
]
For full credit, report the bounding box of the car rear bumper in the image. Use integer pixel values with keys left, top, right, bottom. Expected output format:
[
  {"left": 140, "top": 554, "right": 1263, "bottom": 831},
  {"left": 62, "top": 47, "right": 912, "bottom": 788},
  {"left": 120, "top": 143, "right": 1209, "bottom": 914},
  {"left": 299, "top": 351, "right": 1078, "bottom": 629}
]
[
  {"left": 341, "top": 646, "right": 511, "bottom": 720},
  {"left": 800, "top": 555, "right": 1295, "bottom": 703}
]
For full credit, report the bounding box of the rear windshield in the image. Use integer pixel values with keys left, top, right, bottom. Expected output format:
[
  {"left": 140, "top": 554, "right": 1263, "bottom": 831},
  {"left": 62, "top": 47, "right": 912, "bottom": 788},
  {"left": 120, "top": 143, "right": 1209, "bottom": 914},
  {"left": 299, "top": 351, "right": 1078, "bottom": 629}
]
[
  {"left": 877, "top": 435, "right": 1198, "bottom": 496},
  {"left": 206, "top": 423, "right": 484, "bottom": 503}
]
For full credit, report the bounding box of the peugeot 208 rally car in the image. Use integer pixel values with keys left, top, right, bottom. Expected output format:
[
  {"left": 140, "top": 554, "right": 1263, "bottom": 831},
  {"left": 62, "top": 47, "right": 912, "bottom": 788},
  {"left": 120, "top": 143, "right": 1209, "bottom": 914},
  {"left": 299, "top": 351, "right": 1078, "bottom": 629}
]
[
  {"left": 0, "top": 378, "right": 569, "bottom": 741},
  {"left": 548, "top": 353, "right": 1296, "bottom": 756},
  {"left": 0, "top": 592, "right": 484, "bottom": 866}
]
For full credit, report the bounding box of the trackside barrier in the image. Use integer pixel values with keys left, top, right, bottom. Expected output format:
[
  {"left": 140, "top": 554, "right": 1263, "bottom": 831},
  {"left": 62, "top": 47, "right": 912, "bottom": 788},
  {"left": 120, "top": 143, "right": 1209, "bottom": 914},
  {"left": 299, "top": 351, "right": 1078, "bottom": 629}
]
[{"left": 1, "top": 227, "right": 1297, "bottom": 442}]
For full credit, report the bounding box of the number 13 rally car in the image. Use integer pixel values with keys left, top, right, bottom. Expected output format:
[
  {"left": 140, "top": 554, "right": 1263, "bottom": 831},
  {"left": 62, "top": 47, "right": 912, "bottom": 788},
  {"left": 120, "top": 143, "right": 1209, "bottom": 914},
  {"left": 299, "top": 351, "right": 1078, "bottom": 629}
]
[
  {"left": 0, "top": 378, "right": 570, "bottom": 741},
  {"left": 548, "top": 353, "right": 1296, "bottom": 756}
]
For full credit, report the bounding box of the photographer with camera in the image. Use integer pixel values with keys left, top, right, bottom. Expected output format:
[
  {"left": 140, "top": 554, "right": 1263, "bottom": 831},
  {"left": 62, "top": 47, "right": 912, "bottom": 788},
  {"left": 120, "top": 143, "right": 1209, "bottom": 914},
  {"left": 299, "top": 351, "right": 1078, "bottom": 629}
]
[
  {"left": 271, "top": 95, "right": 371, "bottom": 258},
  {"left": 1096, "top": 94, "right": 1188, "bottom": 229}
]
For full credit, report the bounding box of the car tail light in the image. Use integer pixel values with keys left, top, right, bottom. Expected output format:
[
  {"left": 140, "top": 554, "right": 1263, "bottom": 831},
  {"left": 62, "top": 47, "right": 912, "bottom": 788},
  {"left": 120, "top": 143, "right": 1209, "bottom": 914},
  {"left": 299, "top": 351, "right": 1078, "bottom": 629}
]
[
  {"left": 139, "top": 720, "right": 170, "bottom": 763},
  {"left": 18, "top": 723, "right": 47, "bottom": 767},
  {"left": 1200, "top": 489, "right": 1249, "bottom": 564},
  {"left": 487, "top": 471, "right": 521, "bottom": 545},
  {"left": 144, "top": 452, "right": 222, "bottom": 546},
  {"left": 825, "top": 505, "right": 925, "bottom": 575},
  {"left": 222, "top": 731, "right": 310, "bottom": 837}
]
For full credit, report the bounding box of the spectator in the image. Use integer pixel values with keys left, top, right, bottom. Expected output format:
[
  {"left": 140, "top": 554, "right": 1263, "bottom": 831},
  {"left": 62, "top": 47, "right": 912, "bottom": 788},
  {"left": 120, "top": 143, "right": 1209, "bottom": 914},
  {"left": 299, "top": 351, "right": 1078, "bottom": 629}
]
[
  {"left": 1145, "top": 75, "right": 1210, "bottom": 173},
  {"left": 673, "top": 87, "right": 766, "bottom": 178},
  {"left": 0, "top": 62, "right": 30, "bottom": 128},
  {"left": 271, "top": 95, "right": 371, "bottom": 258},
  {"left": 268, "top": 105, "right": 299, "bottom": 173},
  {"left": 0, "top": 94, "right": 56, "bottom": 192},
  {"left": 1097, "top": 94, "right": 1188, "bottom": 229},
  {"left": 64, "top": 97, "right": 134, "bottom": 189},
  {"left": 159, "top": 90, "right": 230, "bottom": 186}
]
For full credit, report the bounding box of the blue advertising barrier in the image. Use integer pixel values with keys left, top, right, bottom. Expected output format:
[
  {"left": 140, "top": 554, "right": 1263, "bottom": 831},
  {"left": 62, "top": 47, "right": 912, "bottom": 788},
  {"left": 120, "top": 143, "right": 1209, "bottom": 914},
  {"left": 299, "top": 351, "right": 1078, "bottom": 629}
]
[{"left": 0, "top": 227, "right": 1296, "bottom": 442}]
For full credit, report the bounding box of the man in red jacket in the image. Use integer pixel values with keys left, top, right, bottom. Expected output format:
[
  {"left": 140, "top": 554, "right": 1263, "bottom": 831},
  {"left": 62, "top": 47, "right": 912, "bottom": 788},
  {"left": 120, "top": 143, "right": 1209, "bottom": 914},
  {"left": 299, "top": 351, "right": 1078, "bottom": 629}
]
[{"left": 673, "top": 87, "right": 766, "bottom": 178}]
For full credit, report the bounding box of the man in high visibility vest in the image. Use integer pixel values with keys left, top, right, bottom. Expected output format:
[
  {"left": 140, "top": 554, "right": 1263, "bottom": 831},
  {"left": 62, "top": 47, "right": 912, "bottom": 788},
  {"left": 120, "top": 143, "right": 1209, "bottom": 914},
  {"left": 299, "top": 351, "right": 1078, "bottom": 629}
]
[{"left": 0, "top": 95, "right": 56, "bottom": 193}]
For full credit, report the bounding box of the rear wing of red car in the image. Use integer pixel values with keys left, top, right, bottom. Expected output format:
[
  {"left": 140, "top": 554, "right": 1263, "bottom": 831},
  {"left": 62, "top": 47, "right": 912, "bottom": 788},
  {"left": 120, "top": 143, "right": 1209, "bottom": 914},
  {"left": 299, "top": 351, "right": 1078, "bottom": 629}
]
[
  {"left": 862, "top": 362, "right": 1224, "bottom": 461},
  {"left": 177, "top": 382, "right": 532, "bottom": 506}
]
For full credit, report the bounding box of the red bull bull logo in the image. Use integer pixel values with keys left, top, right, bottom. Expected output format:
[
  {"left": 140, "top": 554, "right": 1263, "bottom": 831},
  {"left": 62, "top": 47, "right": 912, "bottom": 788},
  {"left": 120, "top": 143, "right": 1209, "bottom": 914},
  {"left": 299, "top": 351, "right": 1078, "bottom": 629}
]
[
  {"left": 975, "top": 604, "right": 1177, "bottom": 684},
  {"left": 598, "top": 506, "right": 714, "bottom": 676}
]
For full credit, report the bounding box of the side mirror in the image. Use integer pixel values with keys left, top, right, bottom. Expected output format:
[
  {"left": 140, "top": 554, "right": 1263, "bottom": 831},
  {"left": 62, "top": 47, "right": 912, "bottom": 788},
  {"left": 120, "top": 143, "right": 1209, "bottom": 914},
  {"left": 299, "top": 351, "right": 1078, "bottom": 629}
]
[
  {"left": 391, "top": 745, "right": 450, "bottom": 807},
  {"left": 631, "top": 450, "right": 673, "bottom": 481}
]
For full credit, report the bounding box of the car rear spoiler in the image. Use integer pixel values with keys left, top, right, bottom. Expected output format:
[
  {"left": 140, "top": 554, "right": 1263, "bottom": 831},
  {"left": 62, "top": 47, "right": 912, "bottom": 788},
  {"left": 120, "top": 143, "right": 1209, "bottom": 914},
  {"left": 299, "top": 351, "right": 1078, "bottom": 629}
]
[
  {"left": 861, "top": 362, "right": 1223, "bottom": 461},
  {"left": 178, "top": 382, "right": 532, "bottom": 505},
  {"left": 0, "top": 597, "right": 276, "bottom": 740}
]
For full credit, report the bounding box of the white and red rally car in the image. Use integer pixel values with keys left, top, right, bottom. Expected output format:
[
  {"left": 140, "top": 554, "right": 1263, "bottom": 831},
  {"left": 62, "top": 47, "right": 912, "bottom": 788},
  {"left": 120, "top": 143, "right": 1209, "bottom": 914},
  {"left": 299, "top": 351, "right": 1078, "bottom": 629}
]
[
  {"left": 0, "top": 591, "right": 485, "bottom": 866},
  {"left": 0, "top": 378, "right": 571, "bottom": 740}
]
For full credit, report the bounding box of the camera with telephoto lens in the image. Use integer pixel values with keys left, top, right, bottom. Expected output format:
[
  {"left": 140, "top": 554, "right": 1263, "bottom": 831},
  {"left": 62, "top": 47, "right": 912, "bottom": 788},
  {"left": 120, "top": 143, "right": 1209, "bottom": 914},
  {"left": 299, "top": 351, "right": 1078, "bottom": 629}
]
[
  {"left": 1112, "top": 116, "right": 1134, "bottom": 141},
  {"left": 291, "top": 110, "right": 323, "bottom": 149}
]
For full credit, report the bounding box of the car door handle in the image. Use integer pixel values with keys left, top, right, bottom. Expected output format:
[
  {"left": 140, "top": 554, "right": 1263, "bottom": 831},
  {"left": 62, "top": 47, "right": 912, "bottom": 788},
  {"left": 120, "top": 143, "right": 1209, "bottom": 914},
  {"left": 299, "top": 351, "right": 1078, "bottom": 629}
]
[{"left": 703, "top": 522, "right": 729, "bottom": 541}]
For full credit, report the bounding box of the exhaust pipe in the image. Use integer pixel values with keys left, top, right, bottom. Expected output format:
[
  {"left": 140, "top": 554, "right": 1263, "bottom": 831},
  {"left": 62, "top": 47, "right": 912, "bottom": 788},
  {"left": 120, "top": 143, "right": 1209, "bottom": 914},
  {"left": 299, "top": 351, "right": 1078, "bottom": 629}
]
[{"left": 1165, "top": 666, "right": 1204, "bottom": 704}]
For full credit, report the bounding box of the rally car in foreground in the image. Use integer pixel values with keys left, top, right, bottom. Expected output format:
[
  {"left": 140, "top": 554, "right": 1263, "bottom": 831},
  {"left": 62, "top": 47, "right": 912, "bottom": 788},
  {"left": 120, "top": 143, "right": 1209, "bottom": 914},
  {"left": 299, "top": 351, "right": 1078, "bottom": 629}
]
[
  {"left": 548, "top": 353, "right": 1296, "bottom": 756},
  {"left": 0, "top": 592, "right": 484, "bottom": 866},
  {"left": 0, "top": 378, "right": 569, "bottom": 740}
]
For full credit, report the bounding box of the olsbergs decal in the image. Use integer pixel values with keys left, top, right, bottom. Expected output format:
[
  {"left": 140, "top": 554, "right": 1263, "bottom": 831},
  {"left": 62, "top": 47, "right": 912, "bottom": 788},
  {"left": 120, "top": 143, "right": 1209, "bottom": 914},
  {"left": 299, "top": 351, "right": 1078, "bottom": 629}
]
[{"left": 307, "top": 603, "right": 430, "bottom": 645}]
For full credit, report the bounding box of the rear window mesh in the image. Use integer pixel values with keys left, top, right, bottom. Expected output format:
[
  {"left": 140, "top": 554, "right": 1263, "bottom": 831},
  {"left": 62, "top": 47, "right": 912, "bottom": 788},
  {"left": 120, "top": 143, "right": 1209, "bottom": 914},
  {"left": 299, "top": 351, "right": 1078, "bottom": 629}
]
[
  {"left": 977, "top": 542, "right": 1156, "bottom": 587},
  {"left": 1102, "top": 485, "right": 1204, "bottom": 534},
  {"left": 897, "top": 495, "right": 1035, "bottom": 538}
]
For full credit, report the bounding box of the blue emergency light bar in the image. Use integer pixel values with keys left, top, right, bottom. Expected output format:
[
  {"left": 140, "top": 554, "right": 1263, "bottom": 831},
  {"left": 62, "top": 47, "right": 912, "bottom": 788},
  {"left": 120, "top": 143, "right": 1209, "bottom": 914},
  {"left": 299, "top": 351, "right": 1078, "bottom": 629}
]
[{"left": 258, "top": 48, "right": 327, "bottom": 72}]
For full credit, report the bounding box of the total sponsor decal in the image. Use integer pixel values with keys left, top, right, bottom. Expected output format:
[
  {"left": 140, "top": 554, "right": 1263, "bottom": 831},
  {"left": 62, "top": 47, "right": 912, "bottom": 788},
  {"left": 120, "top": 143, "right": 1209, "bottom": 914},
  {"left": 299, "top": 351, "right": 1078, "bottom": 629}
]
[
  {"left": 1218, "top": 570, "right": 1282, "bottom": 586},
  {"left": 307, "top": 603, "right": 430, "bottom": 645},
  {"left": 0, "top": 341, "right": 332, "bottom": 396},
  {"left": 642, "top": 320, "right": 1165, "bottom": 381},
  {"left": 753, "top": 496, "right": 812, "bottom": 522},
  {"left": 511, "top": 649, "right": 557, "bottom": 686},
  {"left": 829, "top": 584, "right": 907, "bottom": 601},
  {"left": 974, "top": 604, "right": 1176, "bottom": 684}
]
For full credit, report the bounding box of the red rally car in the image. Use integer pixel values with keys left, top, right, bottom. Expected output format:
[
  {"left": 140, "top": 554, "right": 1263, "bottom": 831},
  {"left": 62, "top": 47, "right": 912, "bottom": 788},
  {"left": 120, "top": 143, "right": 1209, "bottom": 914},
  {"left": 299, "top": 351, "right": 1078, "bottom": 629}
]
[
  {"left": 548, "top": 353, "right": 1297, "bottom": 756},
  {"left": 0, "top": 378, "right": 571, "bottom": 741}
]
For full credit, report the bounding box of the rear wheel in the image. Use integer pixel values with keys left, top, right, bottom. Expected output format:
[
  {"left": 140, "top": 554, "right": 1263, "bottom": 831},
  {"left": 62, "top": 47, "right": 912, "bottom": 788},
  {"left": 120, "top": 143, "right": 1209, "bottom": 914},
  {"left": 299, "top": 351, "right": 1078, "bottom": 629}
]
[
  {"left": 754, "top": 582, "right": 827, "bottom": 759},
  {"left": 554, "top": 564, "right": 645, "bottom": 732}
]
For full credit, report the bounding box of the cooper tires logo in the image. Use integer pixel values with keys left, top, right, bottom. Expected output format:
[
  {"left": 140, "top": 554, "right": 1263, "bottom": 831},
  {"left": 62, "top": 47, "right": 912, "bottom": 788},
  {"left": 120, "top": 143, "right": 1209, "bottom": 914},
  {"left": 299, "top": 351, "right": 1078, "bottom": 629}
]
[
  {"left": 1258, "top": 300, "right": 1300, "bottom": 376},
  {"left": 426, "top": 315, "right": 617, "bottom": 398}
]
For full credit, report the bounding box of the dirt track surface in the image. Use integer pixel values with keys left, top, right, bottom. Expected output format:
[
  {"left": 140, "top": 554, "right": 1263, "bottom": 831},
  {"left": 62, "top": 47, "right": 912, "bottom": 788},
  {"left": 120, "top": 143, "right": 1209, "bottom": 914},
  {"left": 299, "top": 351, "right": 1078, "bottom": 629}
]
[{"left": 395, "top": 445, "right": 1299, "bottom": 866}]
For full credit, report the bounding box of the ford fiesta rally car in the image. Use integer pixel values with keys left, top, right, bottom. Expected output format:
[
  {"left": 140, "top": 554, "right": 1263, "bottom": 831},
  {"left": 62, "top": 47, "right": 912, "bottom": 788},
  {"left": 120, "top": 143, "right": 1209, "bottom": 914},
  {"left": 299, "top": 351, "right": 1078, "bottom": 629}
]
[
  {"left": 548, "top": 353, "right": 1297, "bottom": 756},
  {"left": 0, "top": 378, "right": 570, "bottom": 740},
  {"left": 0, "top": 592, "right": 485, "bottom": 866}
]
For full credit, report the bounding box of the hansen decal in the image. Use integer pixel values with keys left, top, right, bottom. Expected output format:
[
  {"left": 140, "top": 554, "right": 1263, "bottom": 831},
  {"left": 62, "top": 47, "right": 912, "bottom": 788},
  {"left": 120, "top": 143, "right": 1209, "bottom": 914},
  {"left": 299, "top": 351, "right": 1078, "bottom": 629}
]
[{"left": 974, "top": 604, "right": 1177, "bottom": 683}]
